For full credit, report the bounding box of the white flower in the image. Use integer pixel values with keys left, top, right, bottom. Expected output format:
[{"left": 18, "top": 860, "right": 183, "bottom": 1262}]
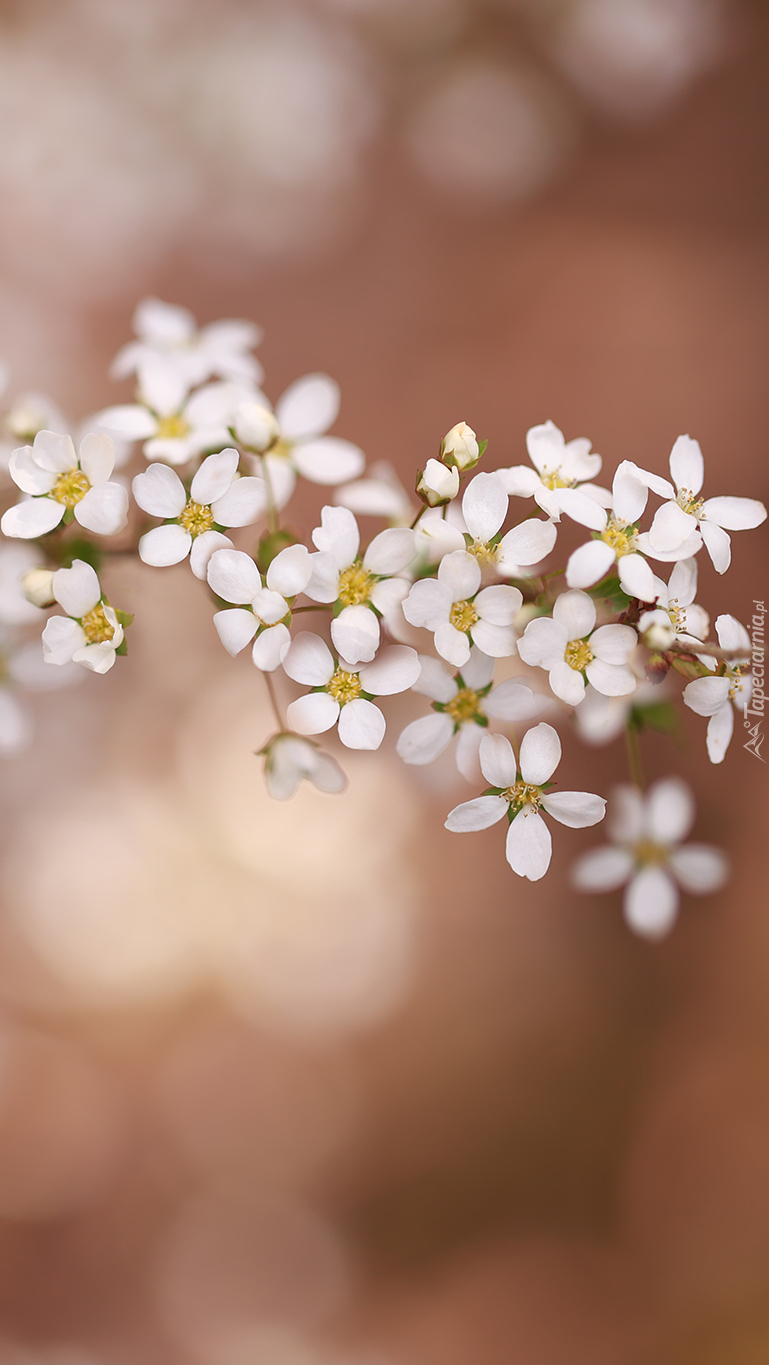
[
  {"left": 133, "top": 449, "right": 264, "bottom": 572},
  {"left": 207, "top": 545, "right": 312, "bottom": 671},
  {"left": 574, "top": 680, "right": 665, "bottom": 745},
  {"left": 683, "top": 614, "right": 751, "bottom": 764},
  {"left": 441, "top": 421, "right": 480, "bottom": 471},
  {"left": 497, "top": 420, "right": 611, "bottom": 530},
  {"left": 42, "top": 560, "right": 125, "bottom": 674},
  {"left": 1, "top": 431, "right": 129, "bottom": 540},
  {"left": 236, "top": 373, "right": 365, "bottom": 510},
  {"left": 111, "top": 298, "right": 264, "bottom": 388},
  {"left": 642, "top": 435, "right": 767, "bottom": 574},
  {"left": 460, "top": 471, "right": 558, "bottom": 575},
  {"left": 0, "top": 389, "right": 68, "bottom": 475},
  {"left": 638, "top": 557, "right": 709, "bottom": 650},
  {"left": 335, "top": 461, "right": 413, "bottom": 524},
  {"left": 416, "top": 459, "right": 460, "bottom": 507},
  {"left": 261, "top": 732, "right": 348, "bottom": 801},
  {"left": 305, "top": 505, "right": 416, "bottom": 665},
  {"left": 397, "top": 645, "right": 546, "bottom": 782},
  {"left": 566, "top": 459, "right": 695, "bottom": 602},
  {"left": 96, "top": 356, "right": 259, "bottom": 467},
  {"left": 445, "top": 725, "right": 606, "bottom": 881},
  {"left": 282, "top": 631, "right": 420, "bottom": 750},
  {"left": 573, "top": 779, "right": 728, "bottom": 939},
  {"left": 0, "top": 544, "right": 49, "bottom": 623},
  {"left": 518, "top": 590, "right": 637, "bottom": 705},
  {"left": 402, "top": 549, "right": 523, "bottom": 668}
]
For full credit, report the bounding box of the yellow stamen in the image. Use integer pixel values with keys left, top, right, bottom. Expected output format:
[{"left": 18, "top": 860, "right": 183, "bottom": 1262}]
[
  {"left": 446, "top": 687, "right": 480, "bottom": 723},
  {"left": 600, "top": 519, "right": 637, "bottom": 557},
  {"left": 467, "top": 541, "right": 498, "bottom": 566},
  {"left": 564, "top": 638, "right": 593, "bottom": 671},
  {"left": 502, "top": 781, "right": 542, "bottom": 811},
  {"left": 326, "top": 668, "right": 362, "bottom": 705},
  {"left": 676, "top": 488, "right": 704, "bottom": 518},
  {"left": 632, "top": 839, "right": 669, "bottom": 866},
  {"left": 178, "top": 500, "right": 215, "bottom": 537},
  {"left": 540, "top": 471, "right": 575, "bottom": 490},
  {"left": 53, "top": 469, "right": 90, "bottom": 507},
  {"left": 81, "top": 604, "right": 115, "bottom": 644},
  {"left": 450, "top": 599, "right": 479, "bottom": 633},
  {"left": 338, "top": 563, "right": 375, "bottom": 607},
  {"left": 155, "top": 414, "right": 190, "bottom": 441}
]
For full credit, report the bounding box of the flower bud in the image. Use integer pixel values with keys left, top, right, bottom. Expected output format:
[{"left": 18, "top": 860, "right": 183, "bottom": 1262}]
[
  {"left": 416, "top": 458, "right": 460, "bottom": 507},
  {"left": 441, "top": 421, "right": 480, "bottom": 471},
  {"left": 234, "top": 402, "right": 280, "bottom": 453},
  {"left": 21, "top": 567, "right": 55, "bottom": 608},
  {"left": 645, "top": 652, "right": 671, "bottom": 685},
  {"left": 638, "top": 609, "right": 675, "bottom": 652}
]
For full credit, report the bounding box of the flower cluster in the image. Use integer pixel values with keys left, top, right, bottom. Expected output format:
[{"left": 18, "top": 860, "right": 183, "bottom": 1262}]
[{"left": 0, "top": 299, "right": 764, "bottom": 939}]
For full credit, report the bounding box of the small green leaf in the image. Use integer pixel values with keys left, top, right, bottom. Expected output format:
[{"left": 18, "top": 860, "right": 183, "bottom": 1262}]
[
  {"left": 114, "top": 609, "right": 134, "bottom": 629},
  {"left": 256, "top": 528, "right": 300, "bottom": 572},
  {"left": 115, "top": 639, "right": 128, "bottom": 657}
]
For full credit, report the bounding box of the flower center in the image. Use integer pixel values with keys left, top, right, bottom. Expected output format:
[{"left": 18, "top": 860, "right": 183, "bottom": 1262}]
[
  {"left": 501, "top": 781, "right": 542, "bottom": 812},
  {"left": 81, "top": 604, "right": 115, "bottom": 644},
  {"left": 267, "top": 437, "right": 292, "bottom": 460},
  {"left": 632, "top": 839, "right": 669, "bottom": 866},
  {"left": 675, "top": 488, "right": 704, "bottom": 518},
  {"left": 338, "top": 563, "right": 375, "bottom": 607},
  {"left": 53, "top": 469, "right": 91, "bottom": 507},
  {"left": 668, "top": 600, "right": 684, "bottom": 630},
  {"left": 326, "top": 667, "right": 362, "bottom": 705},
  {"left": 450, "top": 599, "right": 479, "bottom": 633},
  {"left": 540, "top": 470, "right": 574, "bottom": 490},
  {"left": 178, "top": 500, "right": 215, "bottom": 537},
  {"left": 728, "top": 665, "right": 747, "bottom": 701},
  {"left": 445, "top": 686, "right": 480, "bottom": 723},
  {"left": 564, "top": 638, "right": 594, "bottom": 671},
  {"left": 155, "top": 414, "right": 190, "bottom": 441},
  {"left": 600, "top": 519, "right": 637, "bottom": 557},
  {"left": 467, "top": 541, "right": 498, "bottom": 566}
]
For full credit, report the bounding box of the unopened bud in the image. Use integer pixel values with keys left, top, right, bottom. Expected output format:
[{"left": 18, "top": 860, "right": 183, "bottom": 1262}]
[
  {"left": 416, "top": 458, "right": 460, "bottom": 507},
  {"left": 441, "top": 421, "right": 480, "bottom": 471},
  {"left": 234, "top": 402, "right": 280, "bottom": 453},
  {"left": 21, "top": 567, "right": 55, "bottom": 608},
  {"left": 645, "top": 652, "right": 671, "bottom": 684},
  {"left": 638, "top": 609, "right": 675, "bottom": 652}
]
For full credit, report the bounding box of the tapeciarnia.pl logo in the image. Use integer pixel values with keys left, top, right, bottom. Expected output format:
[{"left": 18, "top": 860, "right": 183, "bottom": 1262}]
[{"left": 744, "top": 599, "right": 765, "bottom": 761}]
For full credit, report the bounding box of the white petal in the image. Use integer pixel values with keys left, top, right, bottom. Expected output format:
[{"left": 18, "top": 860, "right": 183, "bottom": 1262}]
[
  {"left": 470, "top": 621, "right": 518, "bottom": 658},
  {"left": 541, "top": 791, "right": 606, "bottom": 828},
  {"left": 573, "top": 846, "right": 633, "bottom": 892},
  {"left": 282, "top": 631, "right": 334, "bottom": 686},
  {"left": 262, "top": 457, "right": 296, "bottom": 510},
  {"left": 52, "top": 560, "right": 101, "bottom": 617},
  {"left": 455, "top": 722, "right": 484, "bottom": 783},
  {"left": 402, "top": 578, "right": 453, "bottom": 630},
  {"left": 304, "top": 551, "right": 340, "bottom": 604},
  {"left": 208, "top": 548, "right": 261, "bottom": 603},
  {"left": 211, "top": 477, "right": 265, "bottom": 528},
  {"left": 590, "top": 627, "right": 637, "bottom": 669},
  {"left": 669, "top": 845, "right": 729, "bottom": 895},
  {"left": 532, "top": 484, "right": 563, "bottom": 519},
  {"left": 412, "top": 655, "right": 456, "bottom": 703},
  {"left": 475, "top": 583, "right": 523, "bottom": 626},
  {"left": 517, "top": 616, "right": 568, "bottom": 669},
  {"left": 445, "top": 795, "right": 508, "bottom": 832},
  {"left": 519, "top": 721, "right": 561, "bottom": 785},
  {"left": 31, "top": 430, "right": 77, "bottom": 473},
  {"left": 363, "top": 527, "right": 416, "bottom": 576},
  {"left": 585, "top": 659, "right": 637, "bottom": 697},
  {"left": 434, "top": 622, "right": 471, "bottom": 668},
  {"left": 462, "top": 472, "right": 507, "bottom": 543},
  {"left": 138, "top": 524, "right": 192, "bottom": 566},
  {"left": 611, "top": 464, "right": 648, "bottom": 524},
  {"left": 358, "top": 644, "right": 420, "bottom": 695},
  {"left": 1, "top": 497, "right": 65, "bottom": 539},
  {"left": 635, "top": 530, "right": 703, "bottom": 563},
  {"left": 525, "top": 420, "right": 565, "bottom": 474},
  {"left": 75, "top": 481, "right": 129, "bottom": 536},
  {"left": 479, "top": 731, "right": 518, "bottom": 787},
  {"left": 308, "top": 749, "right": 348, "bottom": 796},
  {"left": 648, "top": 501, "right": 698, "bottom": 553},
  {"left": 312, "top": 504, "right": 360, "bottom": 569},
  {"left": 506, "top": 809, "right": 552, "bottom": 880},
  {"left": 669, "top": 435, "right": 704, "bottom": 495},
  {"left": 700, "top": 520, "right": 731, "bottom": 574},
  {"left": 706, "top": 702, "right": 733, "bottom": 764},
  {"left": 460, "top": 646, "right": 495, "bottom": 690},
  {"left": 277, "top": 373, "right": 340, "bottom": 440},
  {"left": 42, "top": 615, "right": 87, "bottom": 665},
  {"left": 495, "top": 465, "right": 540, "bottom": 497},
  {"left": 286, "top": 691, "right": 339, "bottom": 735},
  {"left": 338, "top": 697, "right": 386, "bottom": 749},
  {"left": 667, "top": 556, "right": 698, "bottom": 606},
  {"left": 548, "top": 660, "right": 586, "bottom": 705},
  {"left": 438, "top": 550, "right": 482, "bottom": 601},
  {"left": 624, "top": 868, "right": 679, "bottom": 940},
  {"left": 190, "top": 531, "right": 233, "bottom": 580},
  {"left": 213, "top": 608, "right": 258, "bottom": 656},
  {"left": 609, "top": 785, "right": 645, "bottom": 842},
  {"left": 566, "top": 539, "right": 615, "bottom": 589},
  {"left": 369, "top": 577, "right": 408, "bottom": 619},
  {"left": 553, "top": 487, "right": 607, "bottom": 530},
  {"left": 0, "top": 688, "right": 33, "bottom": 753},
  {"left": 715, "top": 613, "right": 751, "bottom": 655},
  {"left": 71, "top": 642, "right": 117, "bottom": 674},
  {"left": 266, "top": 544, "right": 312, "bottom": 597},
  {"left": 143, "top": 436, "right": 194, "bottom": 466},
  {"left": 645, "top": 777, "right": 695, "bottom": 844},
  {"left": 617, "top": 553, "right": 658, "bottom": 603},
  {"left": 331, "top": 604, "right": 380, "bottom": 666},
  {"left": 552, "top": 589, "right": 595, "bottom": 639},
  {"left": 679, "top": 604, "right": 709, "bottom": 641},
  {"left": 484, "top": 680, "right": 545, "bottom": 722},
  {"left": 562, "top": 438, "right": 601, "bottom": 482},
  {"left": 78, "top": 432, "right": 116, "bottom": 485},
  {"left": 93, "top": 403, "right": 158, "bottom": 440},
  {"left": 190, "top": 448, "right": 239, "bottom": 505},
  {"left": 252, "top": 623, "right": 291, "bottom": 672},
  {"left": 135, "top": 297, "right": 195, "bottom": 343},
  {"left": 292, "top": 437, "right": 365, "bottom": 485},
  {"left": 683, "top": 676, "right": 731, "bottom": 717},
  {"left": 132, "top": 463, "right": 186, "bottom": 518},
  {"left": 499, "top": 518, "right": 557, "bottom": 567},
  {"left": 701, "top": 496, "right": 767, "bottom": 531},
  {"left": 251, "top": 588, "right": 289, "bottom": 625},
  {"left": 396, "top": 712, "right": 454, "bottom": 765},
  {"left": 9, "top": 446, "right": 57, "bottom": 494}
]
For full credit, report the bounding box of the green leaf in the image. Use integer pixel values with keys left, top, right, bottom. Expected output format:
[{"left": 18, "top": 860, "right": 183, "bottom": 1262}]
[
  {"left": 57, "top": 538, "right": 102, "bottom": 571},
  {"left": 630, "top": 701, "right": 679, "bottom": 735},
  {"left": 256, "top": 528, "right": 300, "bottom": 573},
  {"left": 587, "top": 575, "right": 631, "bottom": 611},
  {"left": 477, "top": 438, "right": 489, "bottom": 458},
  {"left": 114, "top": 609, "right": 134, "bottom": 629},
  {"left": 115, "top": 639, "right": 128, "bottom": 657}
]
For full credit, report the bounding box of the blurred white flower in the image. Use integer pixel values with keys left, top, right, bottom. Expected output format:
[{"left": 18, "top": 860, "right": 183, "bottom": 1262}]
[
  {"left": 112, "top": 297, "right": 264, "bottom": 388},
  {"left": 261, "top": 732, "right": 348, "bottom": 801}
]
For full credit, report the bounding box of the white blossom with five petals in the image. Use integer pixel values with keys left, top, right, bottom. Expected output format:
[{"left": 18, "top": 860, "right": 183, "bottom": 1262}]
[
  {"left": 207, "top": 545, "right": 312, "bottom": 671},
  {"left": 402, "top": 550, "right": 523, "bottom": 668},
  {"left": 1, "top": 431, "right": 128, "bottom": 540},
  {"left": 517, "top": 590, "right": 637, "bottom": 705},
  {"left": 260, "top": 732, "right": 348, "bottom": 801},
  {"left": 42, "top": 560, "right": 125, "bottom": 674},
  {"left": 496, "top": 421, "right": 610, "bottom": 530},
  {"left": 282, "top": 632, "right": 420, "bottom": 750},
  {"left": 111, "top": 297, "right": 264, "bottom": 388},
  {"left": 132, "top": 449, "right": 263, "bottom": 573},
  {"left": 683, "top": 614, "right": 751, "bottom": 764}
]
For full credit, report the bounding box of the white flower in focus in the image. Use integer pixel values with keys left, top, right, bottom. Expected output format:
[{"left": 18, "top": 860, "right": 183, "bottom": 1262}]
[
  {"left": 683, "top": 614, "right": 751, "bottom": 764},
  {"left": 282, "top": 631, "right": 420, "bottom": 749},
  {"left": 460, "top": 471, "right": 558, "bottom": 575},
  {"left": 566, "top": 459, "right": 697, "bottom": 602},
  {"left": 497, "top": 420, "right": 611, "bottom": 529},
  {"left": 403, "top": 549, "right": 523, "bottom": 668},
  {"left": 1, "top": 431, "right": 129, "bottom": 540},
  {"left": 445, "top": 725, "right": 606, "bottom": 881},
  {"left": 397, "top": 645, "right": 546, "bottom": 782},
  {"left": 207, "top": 545, "right": 312, "bottom": 671},
  {"left": 133, "top": 450, "right": 263, "bottom": 572},
  {"left": 642, "top": 435, "right": 767, "bottom": 574},
  {"left": 573, "top": 779, "right": 729, "bottom": 940},
  {"left": 638, "top": 557, "right": 709, "bottom": 650},
  {"left": 111, "top": 298, "right": 264, "bottom": 388},
  {"left": 42, "top": 560, "right": 125, "bottom": 674},
  {"left": 416, "top": 458, "right": 461, "bottom": 507},
  {"left": 305, "top": 505, "right": 416, "bottom": 665},
  {"left": 236, "top": 373, "right": 365, "bottom": 509},
  {"left": 441, "top": 421, "right": 480, "bottom": 471},
  {"left": 517, "top": 589, "right": 637, "bottom": 705},
  {"left": 261, "top": 732, "right": 348, "bottom": 801}
]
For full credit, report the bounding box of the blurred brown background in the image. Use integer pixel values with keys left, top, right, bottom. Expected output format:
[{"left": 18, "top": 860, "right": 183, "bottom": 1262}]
[{"left": 0, "top": 1, "right": 768, "bottom": 1362}]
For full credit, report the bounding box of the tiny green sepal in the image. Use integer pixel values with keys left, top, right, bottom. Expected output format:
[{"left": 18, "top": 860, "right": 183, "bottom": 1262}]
[{"left": 114, "top": 609, "right": 134, "bottom": 629}]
